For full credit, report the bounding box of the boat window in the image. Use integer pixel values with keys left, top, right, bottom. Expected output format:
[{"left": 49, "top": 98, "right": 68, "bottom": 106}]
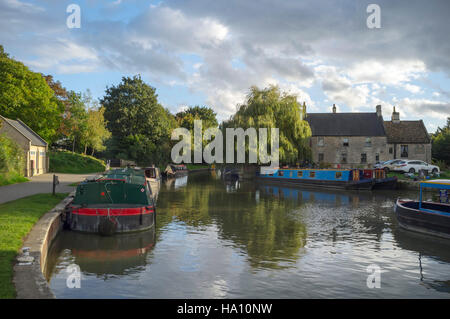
[
  {"left": 310, "top": 171, "right": 316, "bottom": 178},
  {"left": 297, "top": 171, "right": 303, "bottom": 178},
  {"left": 336, "top": 172, "right": 342, "bottom": 179},
  {"left": 278, "top": 171, "right": 284, "bottom": 177}
]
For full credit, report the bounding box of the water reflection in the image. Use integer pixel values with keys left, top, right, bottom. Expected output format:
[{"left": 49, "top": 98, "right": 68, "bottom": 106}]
[
  {"left": 46, "top": 229, "right": 156, "bottom": 279},
  {"left": 47, "top": 172, "right": 450, "bottom": 298}
]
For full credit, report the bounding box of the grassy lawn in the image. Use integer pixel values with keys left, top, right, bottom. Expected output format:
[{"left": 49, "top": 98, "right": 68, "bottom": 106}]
[
  {"left": 49, "top": 150, "right": 106, "bottom": 174},
  {"left": 388, "top": 170, "right": 450, "bottom": 180},
  {"left": 0, "top": 193, "right": 67, "bottom": 299},
  {"left": 0, "top": 172, "right": 28, "bottom": 187}
]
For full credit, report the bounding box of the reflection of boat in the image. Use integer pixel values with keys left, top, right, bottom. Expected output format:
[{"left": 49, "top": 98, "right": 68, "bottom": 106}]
[
  {"left": 163, "top": 164, "right": 188, "bottom": 178},
  {"left": 164, "top": 175, "right": 188, "bottom": 189},
  {"left": 66, "top": 168, "right": 156, "bottom": 235},
  {"left": 222, "top": 167, "right": 239, "bottom": 181},
  {"left": 257, "top": 167, "right": 397, "bottom": 190},
  {"left": 46, "top": 229, "right": 156, "bottom": 277},
  {"left": 395, "top": 180, "right": 450, "bottom": 239}
]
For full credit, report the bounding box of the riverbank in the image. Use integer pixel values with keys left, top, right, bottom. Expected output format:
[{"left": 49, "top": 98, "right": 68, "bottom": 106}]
[{"left": 0, "top": 193, "right": 67, "bottom": 298}]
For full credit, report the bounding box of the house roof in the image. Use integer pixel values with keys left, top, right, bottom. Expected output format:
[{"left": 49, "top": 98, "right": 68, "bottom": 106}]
[
  {"left": 0, "top": 115, "right": 47, "bottom": 146},
  {"left": 306, "top": 113, "right": 386, "bottom": 136},
  {"left": 383, "top": 120, "right": 431, "bottom": 144}
]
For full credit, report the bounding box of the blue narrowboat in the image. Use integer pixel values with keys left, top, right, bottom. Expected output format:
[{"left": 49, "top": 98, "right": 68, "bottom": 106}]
[
  {"left": 395, "top": 179, "right": 450, "bottom": 239},
  {"left": 257, "top": 167, "right": 397, "bottom": 190}
]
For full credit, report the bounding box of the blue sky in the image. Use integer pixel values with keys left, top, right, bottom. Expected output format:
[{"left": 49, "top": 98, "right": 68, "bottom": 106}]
[{"left": 1, "top": 0, "right": 449, "bottom": 132}]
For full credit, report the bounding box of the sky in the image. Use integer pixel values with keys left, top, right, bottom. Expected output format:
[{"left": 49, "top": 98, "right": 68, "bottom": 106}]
[{"left": 1, "top": 0, "right": 449, "bottom": 132}]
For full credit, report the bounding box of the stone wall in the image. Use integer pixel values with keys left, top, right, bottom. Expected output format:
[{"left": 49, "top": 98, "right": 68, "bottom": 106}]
[
  {"left": 388, "top": 143, "right": 432, "bottom": 163},
  {"left": 311, "top": 135, "right": 389, "bottom": 168}
]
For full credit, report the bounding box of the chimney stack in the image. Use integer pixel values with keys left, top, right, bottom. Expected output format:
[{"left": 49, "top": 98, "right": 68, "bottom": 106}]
[
  {"left": 391, "top": 106, "right": 400, "bottom": 123},
  {"left": 376, "top": 105, "right": 382, "bottom": 117},
  {"left": 332, "top": 104, "right": 336, "bottom": 113}
]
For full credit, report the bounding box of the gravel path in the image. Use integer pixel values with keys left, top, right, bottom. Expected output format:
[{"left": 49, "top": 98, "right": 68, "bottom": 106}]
[{"left": 0, "top": 173, "right": 99, "bottom": 204}]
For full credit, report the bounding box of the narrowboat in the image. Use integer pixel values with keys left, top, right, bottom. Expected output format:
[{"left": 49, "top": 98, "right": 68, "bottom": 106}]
[
  {"left": 65, "top": 168, "right": 156, "bottom": 236},
  {"left": 395, "top": 179, "right": 450, "bottom": 239},
  {"left": 164, "top": 164, "right": 188, "bottom": 178},
  {"left": 257, "top": 167, "right": 397, "bottom": 190}
]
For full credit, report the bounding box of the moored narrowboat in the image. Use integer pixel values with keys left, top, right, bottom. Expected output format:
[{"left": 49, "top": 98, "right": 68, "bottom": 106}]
[
  {"left": 257, "top": 167, "right": 397, "bottom": 190},
  {"left": 395, "top": 179, "right": 450, "bottom": 239},
  {"left": 65, "top": 168, "right": 156, "bottom": 236},
  {"left": 164, "top": 164, "right": 188, "bottom": 178}
]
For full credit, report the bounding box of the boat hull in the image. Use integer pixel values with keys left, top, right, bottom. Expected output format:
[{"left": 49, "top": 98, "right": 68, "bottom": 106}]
[
  {"left": 256, "top": 176, "right": 374, "bottom": 190},
  {"left": 394, "top": 199, "right": 450, "bottom": 239},
  {"left": 65, "top": 205, "right": 156, "bottom": 235}
]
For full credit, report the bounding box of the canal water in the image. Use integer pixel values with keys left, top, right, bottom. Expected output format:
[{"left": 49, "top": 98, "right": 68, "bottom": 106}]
[{"left": 46, "top": 172, "right": 450, "bottom": 298}]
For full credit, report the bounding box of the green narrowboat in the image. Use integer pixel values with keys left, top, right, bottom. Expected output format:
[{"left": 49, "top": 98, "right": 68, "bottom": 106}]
[{"left": 65, "top": 168, "right": 156, "bottom": 235}]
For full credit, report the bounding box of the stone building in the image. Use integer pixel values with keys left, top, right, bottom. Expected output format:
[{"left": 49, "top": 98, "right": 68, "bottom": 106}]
[
  {"left": 306, "top": 105, "right": 388, "bottom": 168},
  {"left": 306, "top": 105, "right": 432, "bottom": 168},
  {"left": 383, "top": 107, "right": 431, "bottom": 163},
  {"left": 0, "top": 115, "right": 48, "bottom": 177}
]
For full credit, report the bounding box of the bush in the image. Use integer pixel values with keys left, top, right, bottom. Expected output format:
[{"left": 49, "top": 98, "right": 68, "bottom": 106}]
[
  {"left": 0, "top": 133, "right": 27, "bottom": 185},
  {"left": 49, "top": 150, "right": 106, "bottom": 174}
]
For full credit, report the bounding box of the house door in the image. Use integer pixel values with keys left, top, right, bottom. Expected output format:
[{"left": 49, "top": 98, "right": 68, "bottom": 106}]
[{"left": 30, "top": 160, "right": 34, "bottom": 176}]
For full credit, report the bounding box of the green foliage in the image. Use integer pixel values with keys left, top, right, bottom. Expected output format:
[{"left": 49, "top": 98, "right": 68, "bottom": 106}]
[
  {"left": 222, "top": 85, "right": 312, "bottom": 164},
  {"left": 49, "top": 150, "right": 105, "bottom": 174},
  {"left": 0, "top": 132, "right": 27, "bottom": 185},
  {"left": 0, "top": 47, "right": 62, "bottom": 143},
  {"left": 432, "top": 117, "right": 450, "bottom": 165},
  {"left": 101, "top": 75, "right": 177, "bottom": 166},
  {"left": 0, "top": 193, "right": 67, "bottom": 298}
]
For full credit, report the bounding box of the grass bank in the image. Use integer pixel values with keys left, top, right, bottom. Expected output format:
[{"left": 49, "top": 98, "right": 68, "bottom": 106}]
[
  {"left": 49, "top": 150, "right": 106, "bottom": 174},
  {"left": 0, "top": 172, "right": 28, "bottom": 187},
  {"left": 186, "top": 164, "right": 210, "bottom": 170},
  {"left": 0, "top": 193, "right": 67, "bottom": 299}
]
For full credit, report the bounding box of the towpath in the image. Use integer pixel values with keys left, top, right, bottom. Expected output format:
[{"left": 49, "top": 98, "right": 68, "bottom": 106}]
[{"left": 0, "top": 173, "right": 97, "bottom": 204}]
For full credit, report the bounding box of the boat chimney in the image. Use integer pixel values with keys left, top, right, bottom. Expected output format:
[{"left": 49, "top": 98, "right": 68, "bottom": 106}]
[
  {"left": 392, "top": 106, "right": 400, "bottom": 123},
  {"left": 332, "top": 104, "right": 336, "bottom": 113}
]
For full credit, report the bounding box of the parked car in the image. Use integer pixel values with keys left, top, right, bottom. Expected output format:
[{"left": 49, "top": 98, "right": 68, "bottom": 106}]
[
  {"left": 374, "top": 159, "right": 405, "bottom": 173},
  {"left": 393, "top": 160, "right": 440, "bottom": 174}
]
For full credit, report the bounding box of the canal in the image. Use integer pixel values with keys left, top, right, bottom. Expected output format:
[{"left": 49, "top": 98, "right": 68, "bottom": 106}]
[{"left": 46, "top": 171, "right": 450, "bottom": 298}]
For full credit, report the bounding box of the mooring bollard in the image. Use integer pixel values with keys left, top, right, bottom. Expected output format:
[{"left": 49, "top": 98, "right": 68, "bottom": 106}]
[{"left": 53, "top": 174, "right": 59, "bottom": 195}]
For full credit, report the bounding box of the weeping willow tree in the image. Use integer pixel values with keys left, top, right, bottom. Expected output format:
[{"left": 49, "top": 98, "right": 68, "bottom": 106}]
[{"left": 222, "top": 85, "right": 312, "bottom": 165}]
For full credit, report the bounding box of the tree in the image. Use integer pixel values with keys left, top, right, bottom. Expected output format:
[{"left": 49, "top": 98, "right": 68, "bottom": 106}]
[
  {"left": 0, "top": 46, "right": 63, "bottom": 143},
  {"left": 101, "top": 75, "right": 176, "bottom": 165},
  {"left": 222, "top": 85, "right": 312, "bottom": 164},
  {"left": 432, "top": 117, "right": 450, "bottom": 166},
  {"left": 83, "top": 106, "right": 111, "bottom": 155}
]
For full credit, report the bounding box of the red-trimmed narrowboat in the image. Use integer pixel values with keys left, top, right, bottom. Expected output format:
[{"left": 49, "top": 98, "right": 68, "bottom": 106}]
[{"left": 65, "top": 168, "right": 156, "bottom": 236}]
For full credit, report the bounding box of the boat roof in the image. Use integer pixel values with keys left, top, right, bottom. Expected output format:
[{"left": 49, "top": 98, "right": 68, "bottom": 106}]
[{"left": 420, "top": 179, "right": 450, "bottom": 189}]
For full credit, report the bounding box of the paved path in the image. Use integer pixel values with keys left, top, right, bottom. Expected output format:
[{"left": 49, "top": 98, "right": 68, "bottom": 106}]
[{"left": 0, "top": 173, "right": 99, "bottom": 204}]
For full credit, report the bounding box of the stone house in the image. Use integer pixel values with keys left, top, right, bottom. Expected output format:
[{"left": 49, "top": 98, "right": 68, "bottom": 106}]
[
  {"left": 383, "top": 107, "right": 431, "bottom": 163},
  {"left": 0, "top": 115, "right": 48, "bottom": 177},
  {"left": 306, "top": 105, "right": 388, "bottom": 168}
]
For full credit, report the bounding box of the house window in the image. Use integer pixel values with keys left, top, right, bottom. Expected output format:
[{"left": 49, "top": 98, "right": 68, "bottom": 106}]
[
  {"left": 30, "top": 151, "right": 36, "bottom": 155},
  {"left": 415, "top": 144, "right": 425, "bottom": 154},
  {"left": 318, "top": 137, "right": 324, "bottom": 146},
  {"left": 361, "top": 153, "right": 367, "bottom": 163},
  {"left": 375, "top": 153, "right": 379, "bottom": 162},
  {"left": 341, "top": 153, "right": 347, "bottom": 164},
  {"left": 401, "top": 145, "right": 408, "bottom": 158},
  {"left": 310, "top": 171, "right": 316, "bottom": 178},
  {"left": 40, "top": 151, "right": 45, "bottom": 156},
  {"left": 365, "top": 138, "right": 372, "bottom": 147},
  {"left": 389, "top": 147, "right": 393, "bottom": 154},
  {"left": 318, "top": 153, "right": 324, "bottom": 162},
  {"left": 343, "top": 138, "right": 349, "bottom": 147}
]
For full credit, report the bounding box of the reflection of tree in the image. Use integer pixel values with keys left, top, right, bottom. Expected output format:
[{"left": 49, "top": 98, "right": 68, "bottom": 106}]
[{"left": 156, "top": 174, "right": 307, "bottom": 270}]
